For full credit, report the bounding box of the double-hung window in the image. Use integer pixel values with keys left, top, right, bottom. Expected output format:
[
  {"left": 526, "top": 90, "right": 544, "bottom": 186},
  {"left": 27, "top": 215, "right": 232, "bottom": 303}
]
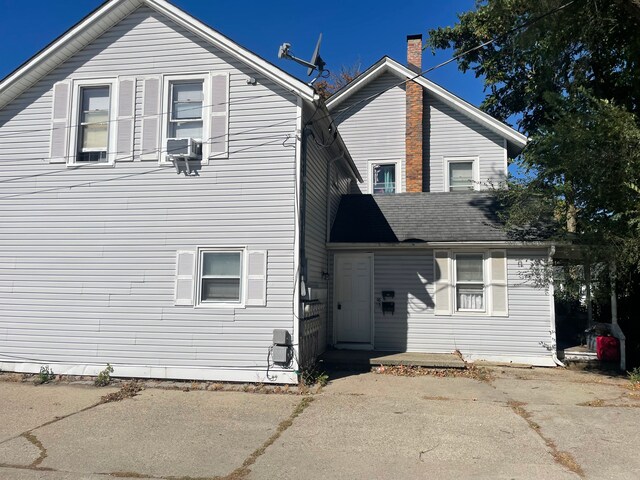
[
  {"left": 169, "top": 80, "right": 204, "bottom": 140},
  {"left": 369, "top": 161, "right": 400, "bottom": 194},
  {"left": 198, "top": 250, "right": 243, "bottom": 305},
  {"left": 77, "top": 85, "right": 111, "bottom": 163},
  {"left": 454, "top": 254, "right": 485, "bottom": 312},
  {"left": 445, "top": 157, "right": 478, "bottom": 192}
]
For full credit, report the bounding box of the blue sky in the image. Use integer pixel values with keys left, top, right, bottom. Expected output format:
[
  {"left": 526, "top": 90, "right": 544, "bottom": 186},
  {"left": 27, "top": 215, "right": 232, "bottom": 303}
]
[{"left": 0, "top": 0, "right": 485, "bottom": 105}]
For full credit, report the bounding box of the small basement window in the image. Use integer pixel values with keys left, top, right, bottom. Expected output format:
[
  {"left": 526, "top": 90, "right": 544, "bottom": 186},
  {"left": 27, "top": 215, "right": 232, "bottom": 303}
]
[
  {"left": 77, "top": 86, "right": 111, "bottom": 163},
  {"left": 198, "top": 250, "right": 243, "bottom": 304},
  {"left": 454, "top": 254, "right": 485, "bottom": 312}
]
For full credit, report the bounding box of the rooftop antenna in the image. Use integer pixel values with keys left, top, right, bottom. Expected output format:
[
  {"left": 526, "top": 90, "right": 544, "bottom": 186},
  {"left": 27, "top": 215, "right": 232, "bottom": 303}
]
[{"left": 278, "top": 33, "right": 327, "bottom": 84}]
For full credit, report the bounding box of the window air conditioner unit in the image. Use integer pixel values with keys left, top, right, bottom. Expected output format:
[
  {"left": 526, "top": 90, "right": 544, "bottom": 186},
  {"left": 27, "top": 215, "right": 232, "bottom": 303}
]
[{"left": 167, "top": 138, "right": 202, "bottom": 159}]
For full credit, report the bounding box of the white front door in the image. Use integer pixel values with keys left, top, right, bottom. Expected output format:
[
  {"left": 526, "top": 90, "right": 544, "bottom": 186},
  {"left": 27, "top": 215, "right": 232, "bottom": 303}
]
[{"left": 334, "top": 253, "right": 373, "bottom": 346}]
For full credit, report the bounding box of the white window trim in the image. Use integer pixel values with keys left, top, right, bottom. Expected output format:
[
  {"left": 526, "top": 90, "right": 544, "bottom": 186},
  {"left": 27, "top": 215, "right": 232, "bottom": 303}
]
[
  {"left": 195, "top": 246, "right": 247, "bottom": 309},
  {"left": 367, "top": 159, "right": 402, "bottom": 194},
  {"left": 444, "top": 156, "right": 480, "bottom": 192},
  {"left": 67, "top": 78, "right": 118, "bottom": 167},
  {"left": 160, "top": 73, "right": 211, "bottom": 165},
  {"left": 452, "top": 251, "right": 488, "bottom": 315}
]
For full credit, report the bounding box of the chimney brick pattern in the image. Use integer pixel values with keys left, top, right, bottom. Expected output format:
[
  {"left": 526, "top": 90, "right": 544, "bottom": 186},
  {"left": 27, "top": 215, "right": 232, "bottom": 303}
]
[{"left": 406, "top": 34, "right": 424, "bottom": 193}]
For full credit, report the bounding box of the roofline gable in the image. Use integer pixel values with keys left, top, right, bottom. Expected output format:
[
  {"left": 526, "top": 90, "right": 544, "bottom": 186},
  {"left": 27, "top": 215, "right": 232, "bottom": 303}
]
[
  {"left": 0, "top": 0, "right": 317, "bottom": 109},
  {"left": 326, "top": 56, "right": 527, "bottom": 151}
]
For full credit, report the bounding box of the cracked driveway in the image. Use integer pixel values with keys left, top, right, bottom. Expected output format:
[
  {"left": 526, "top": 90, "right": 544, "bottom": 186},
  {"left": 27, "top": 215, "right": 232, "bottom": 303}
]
[{"left": 0, "top": 368, "right": 639, "bottom": 479}]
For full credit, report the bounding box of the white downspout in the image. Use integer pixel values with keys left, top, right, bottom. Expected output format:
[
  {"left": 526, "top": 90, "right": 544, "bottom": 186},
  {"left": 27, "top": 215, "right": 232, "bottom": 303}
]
[{"left": 548, "top": 245, "right": 565, "bottom": 367}]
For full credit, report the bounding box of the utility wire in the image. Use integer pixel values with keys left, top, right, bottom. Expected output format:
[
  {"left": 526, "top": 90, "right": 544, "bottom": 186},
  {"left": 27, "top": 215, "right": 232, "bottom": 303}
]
[
  {"left": 0, "top": 118, "right": 295, "bottom": 171},
  {"left": 322, "top": 0, "right": 577, "bottom": 127},
  {"left": 0, "top": 135, "right": 289, "bottom": 200}
]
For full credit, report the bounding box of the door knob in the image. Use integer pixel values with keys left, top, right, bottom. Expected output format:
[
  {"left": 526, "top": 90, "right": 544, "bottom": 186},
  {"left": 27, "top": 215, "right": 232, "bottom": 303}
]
[{"left": 337, "top": 303, "right": 342, "bottom": 310}]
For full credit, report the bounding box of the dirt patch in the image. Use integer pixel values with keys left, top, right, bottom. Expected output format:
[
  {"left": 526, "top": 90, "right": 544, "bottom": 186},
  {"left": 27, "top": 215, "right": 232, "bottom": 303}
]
[
  {"left": 508, "top": 400, "right": 585, "bottom": 477},
  {"left": 373, "top": 364, "right": 494, "bottom": 383},
  {"left": 100, "top": 381, "right": 144, "bottom": 404}
]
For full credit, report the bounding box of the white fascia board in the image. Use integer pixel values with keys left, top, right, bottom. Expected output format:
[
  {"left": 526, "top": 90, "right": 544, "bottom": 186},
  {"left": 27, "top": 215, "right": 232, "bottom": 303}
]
[
  {"left": 326, "top": 241, "right": 555, "bottom": 250},
  {"left": 326, "top": 56, "right": 528, "bottom": 150},
  {"left": 146, "top": 0, "right": 316, "bottom": 102},
  {"left": 326, "top": 59, "right": 390, "bottom": 110},
  {"left": 0, "top": 0, "right": 138, "bottom": 109},
  {"left": 0, "top": 0, "right": 316, "bottom": 110}
]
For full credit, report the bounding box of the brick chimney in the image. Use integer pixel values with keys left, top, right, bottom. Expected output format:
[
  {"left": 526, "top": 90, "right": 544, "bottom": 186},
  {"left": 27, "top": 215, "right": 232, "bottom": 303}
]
[{"left": 406, "top": 34, "right": 424, "bottom": 192}]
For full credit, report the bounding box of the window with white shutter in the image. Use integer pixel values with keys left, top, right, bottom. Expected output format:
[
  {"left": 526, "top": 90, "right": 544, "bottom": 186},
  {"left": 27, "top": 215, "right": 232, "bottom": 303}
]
[
  {"left": 434, "top": 250, "right": 510, "bottom": 317},
  {"left": 64, "top": 78, "right": 117, "bottom": 166},
  {"left": 175, "top": 250, "right": 196, "bottom": 306},
  {"left": 116, "top": 77, "right": 136, "bottom": 161},
  {"left": 246, "top": 250, "right": 267, "bottom": 306},
  {"left": 209, "top": 72, "right": 229, "bottom": 159},
  {"left": 489, "top": 250, "right": 508, "bottom": 316},
  {"left": 50, "top": 81, "right": 71, "bottom": 163},
  {"left": 141, "top": 76, "right": 161, "bottom": 161},
  {"left": 434, "top": 250, "right": 453, "bottom": 315}
]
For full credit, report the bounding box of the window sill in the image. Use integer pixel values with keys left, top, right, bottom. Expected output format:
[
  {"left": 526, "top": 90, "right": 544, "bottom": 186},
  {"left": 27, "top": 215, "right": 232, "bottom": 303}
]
[
  {"left": 66, "top": 162, "right": 115, "bottom": 169},
  {"left": 195, "top": 302, "right": 246, "bottom": 310}
]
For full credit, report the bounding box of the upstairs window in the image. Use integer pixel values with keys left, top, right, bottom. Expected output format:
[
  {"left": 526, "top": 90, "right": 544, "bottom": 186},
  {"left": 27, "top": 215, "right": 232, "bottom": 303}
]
[
  {"left": 445, "top": 157, "right": 478, "bottom": 192},
  {"left": 370, "top": 161, "right": 400, "bottom": 194},
  {"left": 169, "top": 81, "right": 204, "bottom": 140},
  {"left": 77, "top": 86, "right": 111, "bottom": 163},
  {"left": 455, "top": 254, "right": 485, "bottom": 312}
]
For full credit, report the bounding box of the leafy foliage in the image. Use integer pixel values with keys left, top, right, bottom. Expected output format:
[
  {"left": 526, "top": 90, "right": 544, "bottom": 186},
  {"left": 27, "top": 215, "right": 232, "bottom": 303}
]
[
  {"left": 427, "top": 0, "right": 640, "bottom": 266},
  {"left": 94, "top": 363, "right": 114, "bottom": 387},
  {"left": 36, "top": 365, "right": 54, "bottom": 385}
]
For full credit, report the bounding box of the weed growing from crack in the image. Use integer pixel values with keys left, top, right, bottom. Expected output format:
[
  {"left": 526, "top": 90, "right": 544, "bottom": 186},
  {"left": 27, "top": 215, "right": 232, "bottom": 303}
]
[
  {"left": 507, "top": 400, "right": 584, "bottom": 477},
  {"left": 35, "top": 366, "right": 54, "bottom": 385},
  {"left": 94, "top": 364, "right": 114, "bottom": 387}
]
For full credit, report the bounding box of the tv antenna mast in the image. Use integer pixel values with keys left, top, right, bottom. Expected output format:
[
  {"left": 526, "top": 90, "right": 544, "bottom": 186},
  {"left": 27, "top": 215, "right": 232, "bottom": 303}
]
[{"left": 278, "top": 33, "right": 327, "bottom": 84}]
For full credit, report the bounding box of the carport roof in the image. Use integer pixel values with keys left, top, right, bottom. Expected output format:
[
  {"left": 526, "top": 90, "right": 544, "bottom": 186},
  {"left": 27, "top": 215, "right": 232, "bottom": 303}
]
[{"left": 329, "top": 193, "right": 511, "bottom": 243}]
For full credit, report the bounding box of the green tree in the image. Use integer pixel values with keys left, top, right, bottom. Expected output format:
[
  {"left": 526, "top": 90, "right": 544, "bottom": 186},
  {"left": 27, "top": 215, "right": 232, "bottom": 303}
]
[{"left": 426, "top": 0, "right": 640, "bottom": 268}]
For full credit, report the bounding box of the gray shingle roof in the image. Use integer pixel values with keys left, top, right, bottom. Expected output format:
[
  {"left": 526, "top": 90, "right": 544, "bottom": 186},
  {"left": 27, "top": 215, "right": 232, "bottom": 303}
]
[{"left": 330, "top": 193, "right": 511, "bottom": 243}]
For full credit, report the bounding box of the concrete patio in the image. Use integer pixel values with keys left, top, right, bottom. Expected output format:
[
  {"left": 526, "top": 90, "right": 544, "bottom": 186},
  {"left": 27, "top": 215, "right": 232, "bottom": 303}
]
[{"left": 319, "top": 350, "right": 466, "bottom": 369}]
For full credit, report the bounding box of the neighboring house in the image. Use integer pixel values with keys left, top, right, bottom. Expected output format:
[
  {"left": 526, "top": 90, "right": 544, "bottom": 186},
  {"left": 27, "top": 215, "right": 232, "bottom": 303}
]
[
  {"left": 0, "top": 0, "right": 360, "bottom": 383},
  {"left": 325, "top": 36, "right": 560, "bottom": 367}
]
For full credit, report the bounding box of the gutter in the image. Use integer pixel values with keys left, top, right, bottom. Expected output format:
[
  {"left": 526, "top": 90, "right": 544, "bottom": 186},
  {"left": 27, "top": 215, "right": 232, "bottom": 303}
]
[{"left": 326, "top": 241, "right": 557, "bottom": 250}]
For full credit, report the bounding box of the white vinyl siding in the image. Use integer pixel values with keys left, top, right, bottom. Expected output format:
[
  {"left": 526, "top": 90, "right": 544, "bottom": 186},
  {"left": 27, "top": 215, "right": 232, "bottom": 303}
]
[
  {"left": 332, "top": 72, "right": 406, "bottom": 193},
  {"left": 0, "top": 6, "right": 299, "bottom": 381},
  {"left": 428, "top": 95, "right": 506, "bottom": 192},
  {"left": 365, "top": 249, "right": 554, "bottom": 364}
]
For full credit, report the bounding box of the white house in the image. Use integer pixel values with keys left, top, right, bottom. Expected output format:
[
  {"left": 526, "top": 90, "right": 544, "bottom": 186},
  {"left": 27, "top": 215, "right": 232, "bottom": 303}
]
[
  {"left": 325, "top": 37, "right": 559, "bottom": 367},
  {"left": 0, "top": 3, "right": 560, "bottom": 384},
  {"left": 0, "top": 0, "right": 359, "bottom": 384}
]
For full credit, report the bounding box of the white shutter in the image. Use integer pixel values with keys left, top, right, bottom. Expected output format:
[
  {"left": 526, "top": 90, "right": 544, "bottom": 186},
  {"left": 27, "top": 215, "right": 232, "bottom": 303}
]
[
  {"left": 140, "top": 77, "right": 161, "bottom": 161},
  {"left": 434, "top": 250, "right": 453, "bottom": 315},
  {"left": 175, "top": 250, "right": 196, "bottom": 306},
  {"left": 49, "top": 81, "right": 71, "bottom": 163},
  {"left": 115, "top": 77, "right": 136, "bottom": 161},
  {"left": 490, "top": 250, "right": 508, "bottom": 316},
  {"left": 245, "top": 250, "right": 267, "bottom": 306},
  {"left": 209, "top": 72, "right": 229, "bottom": 159}
]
